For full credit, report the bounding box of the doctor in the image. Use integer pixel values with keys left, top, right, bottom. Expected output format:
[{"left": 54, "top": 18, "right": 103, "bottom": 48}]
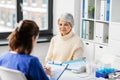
[{"left": 0, "top": 20, "right": 50, "bottom": 80}]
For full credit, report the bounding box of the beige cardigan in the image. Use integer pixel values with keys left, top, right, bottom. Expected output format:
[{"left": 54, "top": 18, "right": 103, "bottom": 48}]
[{"left": 45, "top": 31, "right": 84, "bottom": 63}]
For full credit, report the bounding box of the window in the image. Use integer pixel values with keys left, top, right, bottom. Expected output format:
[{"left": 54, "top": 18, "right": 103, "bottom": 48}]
[
  {"left": 0, "top": 0, "right": 5, "bottom": 4},
  {"left": 40, "top": 15, "right": 47, "bottom": 30},
  {"left": 0, "top": 0, "right": 16, "bottom": 33},
  {"left": 23, "top": 0, "right": 28, "bottom": 6},
  {"left": 23, "top": 0, "right": 27, "bottom": 3},
  {"left": 0, "top": 0, "right": 53, "bottom": 45},
  {"left": 7, "top": 0, "right": 12, "bottom": 4},
  {"left": 32, "top": 0, "right": 36, "bottom": 3},
  {"left": 42, "top": 0, "right": 48, "bottom": 4},
  {"left": 0, "top": 10, "right": 4, "bottom": 24},
  {"left": 6, "top": 12, "right": 11, "bottom": 27},
  {"left": 31, "top": 0, "right": 37, "bottom": 6},
  {"left": 42, "top": 0, "right": 48, "bottom": 7},
  {"left": 22, "top": 0, "right": 53, "bottom": 36}
]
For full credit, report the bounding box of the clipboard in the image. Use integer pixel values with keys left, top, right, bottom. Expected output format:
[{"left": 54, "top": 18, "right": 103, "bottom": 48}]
[{"left": 46, "top": 63, "right": 69, "bottom": 80}]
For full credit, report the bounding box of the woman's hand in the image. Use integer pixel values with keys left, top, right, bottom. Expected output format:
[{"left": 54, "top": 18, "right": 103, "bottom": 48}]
[{"left": 44, "top": 66, "right": 51, "bottom": 75}]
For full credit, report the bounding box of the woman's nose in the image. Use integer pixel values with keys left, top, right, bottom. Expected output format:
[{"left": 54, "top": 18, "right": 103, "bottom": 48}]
[{"left": 60, "top": 25, "right": 65, "bottom": 28}]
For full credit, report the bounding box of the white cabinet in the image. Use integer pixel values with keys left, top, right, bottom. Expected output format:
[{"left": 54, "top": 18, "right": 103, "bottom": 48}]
[
  {"left": 81, "top": 0, "right": 110, "bottom": 44},
  {"left": 78, "top": 0, "right": 120, "bottom": 68},
  {"left": 83, "top": 41, "right": 95, "bottom": 62},
  {"left": 94, "top": 44, "right": 108, "bottom": 62},
  {"left": 83, "top": 40, "right": 108, "bottom": 62},
  {"left": 80, "top": 0, "right": 110, "bottom": 62},
  {"left": 94, "top": 22, "right": 109, "bottom": 43}
]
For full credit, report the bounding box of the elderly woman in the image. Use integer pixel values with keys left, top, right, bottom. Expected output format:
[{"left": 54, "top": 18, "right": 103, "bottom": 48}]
[{"left": 45, "top": 13, "right": 84, "bottom": 64}]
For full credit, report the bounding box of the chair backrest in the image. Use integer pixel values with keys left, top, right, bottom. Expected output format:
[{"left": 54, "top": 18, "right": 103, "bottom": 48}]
[{"left": 0, "top": 66, "right": 27, "bottom": 80}]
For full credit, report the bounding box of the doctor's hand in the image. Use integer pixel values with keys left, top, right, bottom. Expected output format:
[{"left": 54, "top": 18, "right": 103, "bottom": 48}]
[{"left": 44, "top": 66, "right": 51, "bottom": 76}]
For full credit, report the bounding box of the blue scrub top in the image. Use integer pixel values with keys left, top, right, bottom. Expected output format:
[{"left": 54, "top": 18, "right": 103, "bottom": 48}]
[{"left": 0, "top": 51, "right": 49, "bottom": 80}]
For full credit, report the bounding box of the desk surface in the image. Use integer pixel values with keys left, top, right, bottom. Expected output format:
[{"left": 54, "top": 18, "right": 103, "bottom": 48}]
[{"left": 59, "top": 70, "right": 108, "bottom": 80}]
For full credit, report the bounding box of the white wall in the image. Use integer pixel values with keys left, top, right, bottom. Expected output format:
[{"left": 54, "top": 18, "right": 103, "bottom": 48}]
[
  {"left": 53, "top": 0, "right": 75, "bottom": 35},
  {"left": 0, "top": 43, "right": 50, "bottom": 64},
  {"left": 53, "top": 0, "right": 82, "bottom": 35}
]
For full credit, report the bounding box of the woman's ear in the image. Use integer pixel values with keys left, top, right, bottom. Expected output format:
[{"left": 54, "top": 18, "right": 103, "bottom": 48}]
[{"left": 32, "top": 36, "right": 37, "bottom": 46}]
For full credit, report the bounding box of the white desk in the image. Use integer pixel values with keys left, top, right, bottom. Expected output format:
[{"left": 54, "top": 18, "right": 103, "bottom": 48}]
[{"left": 59, "top": 70, "right": 108, "bottom": 80}]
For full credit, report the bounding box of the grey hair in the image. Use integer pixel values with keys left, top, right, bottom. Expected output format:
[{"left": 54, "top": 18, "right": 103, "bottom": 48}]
[{"left": 58, "top": 13, "right": 74, "bottom": 27}]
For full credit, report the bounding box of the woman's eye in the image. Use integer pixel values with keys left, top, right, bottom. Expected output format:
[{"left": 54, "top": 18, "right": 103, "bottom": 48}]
[
  {"left": 59, "top": 24, "right": 62, "bottom": 26},
  {"left": 64, "top": 23, "right": 68, "bottom": 26}
]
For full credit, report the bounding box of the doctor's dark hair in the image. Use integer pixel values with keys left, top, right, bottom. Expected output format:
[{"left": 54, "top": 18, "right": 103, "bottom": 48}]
[{"left": 8, "top": 20, "right": 39, "bottom": 55}]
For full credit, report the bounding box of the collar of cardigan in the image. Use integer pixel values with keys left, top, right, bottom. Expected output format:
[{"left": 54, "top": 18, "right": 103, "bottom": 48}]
[{"left": 60, "top": 31, "right": 73, "bottom": 40}]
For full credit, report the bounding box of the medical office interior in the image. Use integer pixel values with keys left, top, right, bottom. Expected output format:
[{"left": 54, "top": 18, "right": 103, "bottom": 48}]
[{"left": 0, "top": 0, "right": 120, "bottom": 80}]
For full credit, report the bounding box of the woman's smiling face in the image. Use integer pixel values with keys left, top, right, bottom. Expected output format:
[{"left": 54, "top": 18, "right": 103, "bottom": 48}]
[{"left": 58, "top": 19, "right": 72, "bottom": 36}]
